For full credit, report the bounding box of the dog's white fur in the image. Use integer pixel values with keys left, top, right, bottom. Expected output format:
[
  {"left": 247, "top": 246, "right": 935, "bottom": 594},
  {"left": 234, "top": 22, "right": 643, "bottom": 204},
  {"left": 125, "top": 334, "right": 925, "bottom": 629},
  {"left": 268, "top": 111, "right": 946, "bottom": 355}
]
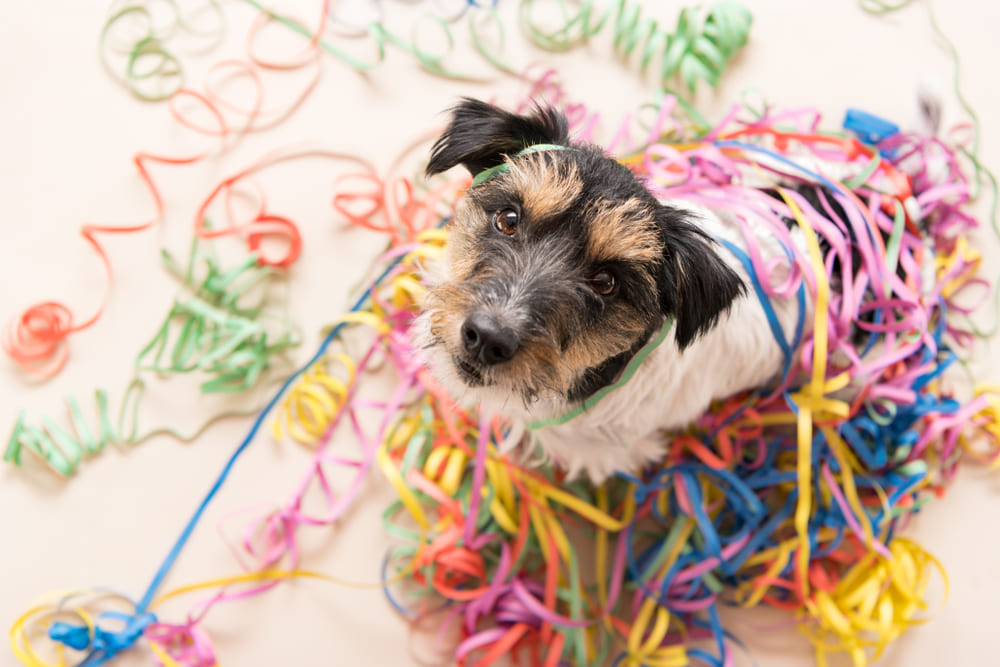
[{"left": 415, "top": 198, "right": 813, "bottom": 482}]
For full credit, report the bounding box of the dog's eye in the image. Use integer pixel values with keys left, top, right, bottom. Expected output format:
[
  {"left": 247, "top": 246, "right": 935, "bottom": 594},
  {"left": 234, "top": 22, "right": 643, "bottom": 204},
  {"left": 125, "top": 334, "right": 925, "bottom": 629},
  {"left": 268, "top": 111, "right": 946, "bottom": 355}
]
[
  {"left": 589, "top": 270, "right": 617, "bottom": 296},
  {"left": 493, "top": 208, "right": 519, "bottom": 236}
]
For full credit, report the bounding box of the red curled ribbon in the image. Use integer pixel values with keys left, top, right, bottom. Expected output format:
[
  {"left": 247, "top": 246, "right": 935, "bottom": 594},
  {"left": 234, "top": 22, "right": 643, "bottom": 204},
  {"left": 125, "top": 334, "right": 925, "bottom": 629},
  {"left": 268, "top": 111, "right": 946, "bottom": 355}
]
[
  {"left": 2, "top": 302, "right": 74, "bottom": 377},
  {"left": 245, "top": 215, "right": 303, "bottom": 268}
]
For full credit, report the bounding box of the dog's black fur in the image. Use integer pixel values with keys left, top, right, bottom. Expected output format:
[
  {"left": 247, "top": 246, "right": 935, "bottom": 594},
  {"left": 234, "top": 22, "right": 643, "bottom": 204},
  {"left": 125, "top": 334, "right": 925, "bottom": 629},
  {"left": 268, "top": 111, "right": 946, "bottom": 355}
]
[{"left": 427, "top": 98, "right": 571, "bottom": 177}]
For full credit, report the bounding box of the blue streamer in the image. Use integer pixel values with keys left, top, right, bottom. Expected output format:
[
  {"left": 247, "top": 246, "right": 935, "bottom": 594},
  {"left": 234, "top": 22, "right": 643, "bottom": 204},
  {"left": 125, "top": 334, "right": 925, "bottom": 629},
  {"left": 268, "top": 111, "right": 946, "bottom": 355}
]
[{"left": 56, "top": 253, "right": 408, "bottom": 666}]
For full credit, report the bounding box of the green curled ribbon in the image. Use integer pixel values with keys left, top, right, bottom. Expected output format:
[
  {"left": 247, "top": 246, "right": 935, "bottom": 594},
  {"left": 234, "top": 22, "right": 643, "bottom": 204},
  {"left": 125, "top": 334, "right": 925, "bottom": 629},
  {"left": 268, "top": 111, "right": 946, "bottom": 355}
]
[
  {"left": 99, "top": 1, "right": 224, "bottom": 102},
  {"left": 5, "top": 235, "right": 298, "bottom": 479},
  {"left": 520, "top": 0, "right": 752, "bottom": 95}
]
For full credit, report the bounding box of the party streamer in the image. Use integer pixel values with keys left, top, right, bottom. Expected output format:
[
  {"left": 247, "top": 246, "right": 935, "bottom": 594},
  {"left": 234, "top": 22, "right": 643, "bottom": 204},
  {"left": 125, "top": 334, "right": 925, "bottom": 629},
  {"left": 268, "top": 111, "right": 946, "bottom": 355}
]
[
  {"left": 8, "top": 2, "right": 1000, "bottom": 667},
  {"left": 520, "top": 0, "right": 752, "bottom": 94},
  {"left": 4, "top": 0, "right": 334, "bottom": 379},
  {"left": 100, "top": 1, "right": 226, "bottom": 101},
  {"left": 13, "top": 92, "right": 999, "bottom": 667},
  {"left": 4, "top": 236, "right": 297, "bottom": 479}
]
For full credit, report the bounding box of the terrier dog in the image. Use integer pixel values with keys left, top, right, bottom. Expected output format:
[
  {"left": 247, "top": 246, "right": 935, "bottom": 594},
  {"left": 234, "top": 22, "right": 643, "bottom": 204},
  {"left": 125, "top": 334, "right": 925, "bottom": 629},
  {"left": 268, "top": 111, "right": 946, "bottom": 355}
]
[{"left": 414, "top": 98, "right": 815, "bottom": 482}]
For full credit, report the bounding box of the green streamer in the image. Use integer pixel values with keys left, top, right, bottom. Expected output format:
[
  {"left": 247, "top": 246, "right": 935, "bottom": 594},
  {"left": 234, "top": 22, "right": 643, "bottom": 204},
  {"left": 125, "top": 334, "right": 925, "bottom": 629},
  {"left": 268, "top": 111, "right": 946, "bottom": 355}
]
[
  {"left": 520, "top": 0, "right": 752, "bottom": 95},
  {"left": 99, "top": 1, "right": 224, "bottom": 102},
  {"left": 5, "top": 234, "right": 298, "bottom": 479}
]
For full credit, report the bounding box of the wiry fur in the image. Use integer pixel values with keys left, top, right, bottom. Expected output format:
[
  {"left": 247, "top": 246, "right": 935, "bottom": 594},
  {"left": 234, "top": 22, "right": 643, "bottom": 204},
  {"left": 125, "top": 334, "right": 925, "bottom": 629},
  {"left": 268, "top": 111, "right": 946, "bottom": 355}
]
[{"left": 415, "top": 99, "right": 805, "bottom": 482}]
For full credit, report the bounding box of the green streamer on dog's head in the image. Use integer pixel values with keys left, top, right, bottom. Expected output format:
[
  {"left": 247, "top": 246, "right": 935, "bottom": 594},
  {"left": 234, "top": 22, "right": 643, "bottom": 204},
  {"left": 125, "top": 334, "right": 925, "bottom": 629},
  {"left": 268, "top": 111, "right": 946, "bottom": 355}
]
[{"left": 470, "top": 143, "right": 571, "bottom": 188}]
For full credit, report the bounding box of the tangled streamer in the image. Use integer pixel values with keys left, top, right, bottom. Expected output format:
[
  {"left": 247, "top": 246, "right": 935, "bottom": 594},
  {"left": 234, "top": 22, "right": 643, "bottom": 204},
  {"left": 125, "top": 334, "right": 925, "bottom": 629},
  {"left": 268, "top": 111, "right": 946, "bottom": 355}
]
[
  {"left": 4, "top": 237, "right": 297, "bottom": 479},
  {"left": 520, "top": 0, "right": 752, "bottom": 94},
  {"left": 100, "top": 0, "right": 226, "bottom": 101},
  {"left": 138, "top": 242, "right": 299, "bottom": 393},
  {"left": 8, "top": 1, "right": 1000, "bottom": 666},
  {"left": 13, "top": 91, "right": 1000, "bottom": 667},
  {"left": 271, "top": 353, "right": 355, "bottom": 445},
  {"left": 346, "top": 101, "right": 1000, "bottom": 666}
]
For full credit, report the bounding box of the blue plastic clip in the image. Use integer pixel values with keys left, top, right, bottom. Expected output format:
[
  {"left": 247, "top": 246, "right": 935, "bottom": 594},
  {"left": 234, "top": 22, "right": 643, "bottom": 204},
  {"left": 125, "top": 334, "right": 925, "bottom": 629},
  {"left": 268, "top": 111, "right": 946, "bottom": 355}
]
[{"left": 843, "top": 108, "right": 900, "bottom": 146}]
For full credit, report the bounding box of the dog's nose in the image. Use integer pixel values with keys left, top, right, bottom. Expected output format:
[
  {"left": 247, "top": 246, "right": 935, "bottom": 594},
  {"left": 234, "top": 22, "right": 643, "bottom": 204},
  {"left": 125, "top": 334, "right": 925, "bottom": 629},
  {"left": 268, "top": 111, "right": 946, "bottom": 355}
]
[{"left": 461, "top": 312, "right": 519, "bottom": 365}]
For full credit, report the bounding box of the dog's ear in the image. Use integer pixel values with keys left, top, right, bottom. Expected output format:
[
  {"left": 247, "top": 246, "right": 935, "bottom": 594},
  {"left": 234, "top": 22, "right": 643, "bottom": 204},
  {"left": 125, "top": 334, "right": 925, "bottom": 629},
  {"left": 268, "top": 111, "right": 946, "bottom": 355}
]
[
  {"left": 426, "top": 98, "right": 570, "bottom": 177},
  {"left": 656, "top": 205, "right": 746, "bottom": 350}
]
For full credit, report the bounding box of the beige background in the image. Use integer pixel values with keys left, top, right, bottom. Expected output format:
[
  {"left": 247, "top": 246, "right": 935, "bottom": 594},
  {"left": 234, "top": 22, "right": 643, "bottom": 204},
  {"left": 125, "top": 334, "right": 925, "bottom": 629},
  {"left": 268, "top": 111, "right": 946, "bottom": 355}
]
[{"left": 1, "top": 1, "right": 999, "bottom": 665}]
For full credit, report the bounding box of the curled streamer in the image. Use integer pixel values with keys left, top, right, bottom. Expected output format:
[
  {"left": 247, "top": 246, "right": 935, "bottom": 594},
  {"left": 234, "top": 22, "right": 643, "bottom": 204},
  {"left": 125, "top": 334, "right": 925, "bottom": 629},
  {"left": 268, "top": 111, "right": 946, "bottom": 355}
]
[
  {"left": 272, "top": 353, "right": 356, "bottom": 445},
  {"left": 99, "top": 1, "right": 225, "bottom": 101},
  {"left": 799, "top": 539, "right": 945, "bottom": 667},
  {"left": 520, "top": 0, "right": 752, "bottom": 94},
  {"left": 5, "top": 238, "right": 297, "bottom": 479},
  {"left": 10, "top": 3, "right": 1000, "bottom": 663},
  {"left": 12, "top": 95, "right": 1000, "bottom": 667},
  {"left": 2, "top": 303, "right": 74, "bottom": 377},
  {"left": 4, "top": 389, "right": 122, "bottom": 479},
  {"left": 5, "top": 0, "right": 332, "bottom": 378}
]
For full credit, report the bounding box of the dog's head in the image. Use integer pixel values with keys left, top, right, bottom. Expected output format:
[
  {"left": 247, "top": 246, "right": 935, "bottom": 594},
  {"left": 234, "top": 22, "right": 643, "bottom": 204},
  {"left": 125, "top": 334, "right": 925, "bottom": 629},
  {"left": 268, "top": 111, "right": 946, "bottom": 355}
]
[{"left": 418, "top": 98, "right": 744, "bottom": 409}]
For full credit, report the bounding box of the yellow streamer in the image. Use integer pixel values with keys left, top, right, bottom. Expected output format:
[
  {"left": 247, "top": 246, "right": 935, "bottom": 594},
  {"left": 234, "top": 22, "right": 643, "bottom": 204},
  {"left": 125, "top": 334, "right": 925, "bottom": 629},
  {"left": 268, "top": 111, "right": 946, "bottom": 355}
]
[
  {"left": 377, "top": 438, "right": 431, "bottom": 532},
  {"left": 800, "top": 539, "right": 947, "bottom": 667},
  {"left": 779, "top": 188, "right": 852, "bottom": 599},
  {"left": 10, "top": 591, "right": 133, "bottom": 667},
  {"left": 935, "top": 236, "right": 981, "bottom": 299},
  {"left": 271, "top": 353, "right": 355, "bottom": 445}
]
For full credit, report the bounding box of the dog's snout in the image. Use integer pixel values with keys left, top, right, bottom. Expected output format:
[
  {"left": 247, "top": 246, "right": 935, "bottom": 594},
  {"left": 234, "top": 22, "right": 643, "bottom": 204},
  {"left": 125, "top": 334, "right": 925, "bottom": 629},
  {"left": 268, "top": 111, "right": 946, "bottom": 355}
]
[{"left": 461, "top": 312, "right": 519, "bottom": 365}]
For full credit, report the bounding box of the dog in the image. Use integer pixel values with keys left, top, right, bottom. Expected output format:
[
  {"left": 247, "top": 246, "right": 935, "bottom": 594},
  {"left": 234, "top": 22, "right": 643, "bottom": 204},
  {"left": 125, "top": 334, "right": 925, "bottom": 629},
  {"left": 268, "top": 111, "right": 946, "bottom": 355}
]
[{"left": 414, "top": 98, "right": 819, "bottom": 483}]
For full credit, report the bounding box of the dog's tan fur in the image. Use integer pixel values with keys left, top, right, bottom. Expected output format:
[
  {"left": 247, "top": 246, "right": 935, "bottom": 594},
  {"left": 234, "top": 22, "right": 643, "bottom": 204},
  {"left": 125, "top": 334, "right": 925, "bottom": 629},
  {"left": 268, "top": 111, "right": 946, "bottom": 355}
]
[
  {"left": 505, "top": 154, "right": 583, "bottom": 224},
  {"left": 442, "top": 199, "right": 490, "bottom": 282}
]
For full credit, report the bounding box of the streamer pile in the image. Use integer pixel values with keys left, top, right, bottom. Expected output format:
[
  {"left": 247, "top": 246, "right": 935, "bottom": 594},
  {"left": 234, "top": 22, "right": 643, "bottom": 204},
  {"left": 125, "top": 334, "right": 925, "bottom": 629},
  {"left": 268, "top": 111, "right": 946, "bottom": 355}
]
[
  {"left": 352, "top": 102, "right": 1000, "bottom": 667},
  {"left": 20, "top": 96, "right": 997, "bottom": 667}
]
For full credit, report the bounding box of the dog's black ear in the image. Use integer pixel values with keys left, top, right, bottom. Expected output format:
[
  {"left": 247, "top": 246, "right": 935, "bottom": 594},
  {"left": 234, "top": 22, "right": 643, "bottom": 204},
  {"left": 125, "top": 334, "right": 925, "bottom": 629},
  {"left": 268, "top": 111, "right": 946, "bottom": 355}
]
[
  {"left": 656, "top": 205, "right": 746, "bottom": 350},
  {"left": 426, "top": 98, "right": 570, "bottom": 177}
]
